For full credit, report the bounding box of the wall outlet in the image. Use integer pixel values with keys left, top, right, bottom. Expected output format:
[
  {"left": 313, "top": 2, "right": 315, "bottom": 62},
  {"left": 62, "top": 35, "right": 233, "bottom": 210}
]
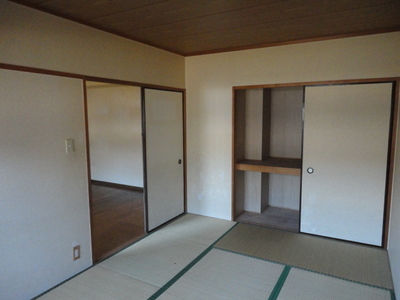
[{"left": 73, "top": 245, "right": 81, "bottom": 261}]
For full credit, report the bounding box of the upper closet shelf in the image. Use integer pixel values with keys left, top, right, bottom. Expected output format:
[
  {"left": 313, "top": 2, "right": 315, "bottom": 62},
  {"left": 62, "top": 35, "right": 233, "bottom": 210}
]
[{"left": 236, "top": 157, "right": 301, "bottom": 175}]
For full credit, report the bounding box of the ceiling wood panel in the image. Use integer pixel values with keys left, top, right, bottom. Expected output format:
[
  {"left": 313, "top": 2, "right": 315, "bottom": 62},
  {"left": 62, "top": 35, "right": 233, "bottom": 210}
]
[
  {"left": 8, "top": 0, "right": 400, "bottom": 56},
  {"left": 123, "top": 1, "right": 400, "bottom": 54},
  {"left": 91, "top": 0, "right": 278, "bottom": 29},
  {"left": 152, "top": 6, "right": 400, "bottom": 53},
  {"left": 123, "top": 1, "right": 395, "bottom": 40},
  {"left": 50, "top": 0, "right": 167, "bottom": 20}
]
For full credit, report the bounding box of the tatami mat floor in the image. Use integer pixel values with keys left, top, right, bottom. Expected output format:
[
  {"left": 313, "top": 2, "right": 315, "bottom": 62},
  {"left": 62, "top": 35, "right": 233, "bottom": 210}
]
[{"left": 35, "top": 214, "right": 395, "bottom": 300}]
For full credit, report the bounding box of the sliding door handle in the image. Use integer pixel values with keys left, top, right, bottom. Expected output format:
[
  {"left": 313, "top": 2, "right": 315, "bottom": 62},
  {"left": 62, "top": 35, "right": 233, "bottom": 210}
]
[{"left": 178, "top": 159, "right": 182, "bottom": 164}]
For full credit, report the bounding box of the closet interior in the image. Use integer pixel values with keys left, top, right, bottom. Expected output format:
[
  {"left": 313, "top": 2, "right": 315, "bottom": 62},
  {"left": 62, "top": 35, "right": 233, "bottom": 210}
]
[{"left": 233, "top": 86, "right": 303, "bottom": 232}]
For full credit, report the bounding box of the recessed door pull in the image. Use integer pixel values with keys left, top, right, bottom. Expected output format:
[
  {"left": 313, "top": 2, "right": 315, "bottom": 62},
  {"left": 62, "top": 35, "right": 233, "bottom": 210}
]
[
  {"left": 307, "top": 167, "right": 314, "bottom": 174},
  {"left": 178, "top": 159, "right": 182, "bottom": 164}
]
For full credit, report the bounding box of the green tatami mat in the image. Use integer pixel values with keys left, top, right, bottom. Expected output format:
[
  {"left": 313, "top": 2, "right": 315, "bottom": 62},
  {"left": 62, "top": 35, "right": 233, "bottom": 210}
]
[
  {"left": 277, "top": 267, "right": 392, "bottom": 300},
  {"left": 158, "top": 248, "right": 284, "bottom": 300},
  {"left": 100, "top": 214, "right": 236, "bottom": 288},
  {"left": 215, "top": 223, "right": 393, "bottom": 289},
  {"left": 37, "top": 266, "right": 159, "bottom": 300}
]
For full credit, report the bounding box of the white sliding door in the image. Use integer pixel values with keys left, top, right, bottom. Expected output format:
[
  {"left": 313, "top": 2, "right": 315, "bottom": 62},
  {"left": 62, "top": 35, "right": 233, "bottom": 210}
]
[
  {"left": 144, "top": 88, "right": 184, "bottom": 231},
  {"left": 301, "top": 83, "right": 392, "bottom": 246}
]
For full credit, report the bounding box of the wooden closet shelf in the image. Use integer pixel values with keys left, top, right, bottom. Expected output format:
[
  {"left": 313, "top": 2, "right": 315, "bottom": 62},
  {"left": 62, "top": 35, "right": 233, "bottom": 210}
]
[{"left": 236, "top": 157, "right": 302, "bottom": 175}]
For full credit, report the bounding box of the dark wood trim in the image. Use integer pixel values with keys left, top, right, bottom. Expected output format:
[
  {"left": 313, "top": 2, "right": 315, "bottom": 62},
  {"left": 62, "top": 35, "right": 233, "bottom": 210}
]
[
  {"left": 185, "top": 28, "right": 400, "bottom": 57},
  {"left": 0, "top": 63, "right": 185, "bottom": 92},
  {"left": 83, "top": 80, "right": 91, "bottom": 198},
  {"left": 382, "top": 80, "right": 399, "bottom": 248},
  {"left": 0, "top": 63, "right": 84, "bottom": 79},
  {"left": 299, "top": 86, "right": 306, "bottom": 239},
  {"left": 85, "top": 76, "right": 185, "bottom": 92},
  {"left": 233, "top": 77, "right": 400, "bottom": 90},
  {"left": 93, "top": 233, "right": 147, "bottom": 263},
  {"left": 182, "top": 90, "right": 188, "bottom": 213},
  {"left": 231, "top": 89, "right": 236, "bottom": 221},
  {"left": 140, "top": 87, "right": 149, "bottom": 233},
  {"left": 147, "top": 212, "right": 186, "bottom": 233},
  {"left": 91, "top": 180, "right": 144, "bottom": 192},
  {"left": 83, "top": 79, "right": 96, "bottom": 263}
]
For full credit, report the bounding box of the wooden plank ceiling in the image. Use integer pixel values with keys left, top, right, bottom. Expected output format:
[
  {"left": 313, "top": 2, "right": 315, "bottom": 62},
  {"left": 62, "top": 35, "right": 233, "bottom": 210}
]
[{"left": 9, "top": 0, "right": 400, "bottom": 56}]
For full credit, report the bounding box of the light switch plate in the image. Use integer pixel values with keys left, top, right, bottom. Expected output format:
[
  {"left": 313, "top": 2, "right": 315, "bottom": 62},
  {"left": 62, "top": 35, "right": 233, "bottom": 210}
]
[{"left": 65, "top": 139, "right": 75, "bottom": 153}]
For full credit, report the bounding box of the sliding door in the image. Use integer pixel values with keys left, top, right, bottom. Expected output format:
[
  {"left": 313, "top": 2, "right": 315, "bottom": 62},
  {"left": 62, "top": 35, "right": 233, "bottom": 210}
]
[
  {"left": 143, "top": 88, "right": 185, "bottom": 231},
  {"left": 0, "top": 68, "right": 90, "bottom": 300},
  {"left": 301, "top": 83, "right": 393, "bottom": 246}
]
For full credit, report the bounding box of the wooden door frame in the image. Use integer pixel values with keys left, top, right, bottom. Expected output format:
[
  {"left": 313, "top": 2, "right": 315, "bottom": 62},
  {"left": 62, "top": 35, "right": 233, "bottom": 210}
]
[
  {"left": 232, "top": 77, "right": 400, "bottom": 248},
  {"left": 0, "top": 63, "right": 186, "bottom": 261},
  {"left": 84, "top": 80, "right": 186, "bottom": 258}
]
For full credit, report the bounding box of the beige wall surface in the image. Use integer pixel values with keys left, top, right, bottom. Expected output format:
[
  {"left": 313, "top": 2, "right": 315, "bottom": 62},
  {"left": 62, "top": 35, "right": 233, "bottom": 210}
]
[
  {"left": 185, "top": 32, "right": 400, "bottom": 219},
  {"left": 87, "top": 83, "right": 143, "bottom": 187},
  {"left": 0, "top": 2, "right": 184, "bottom": 299},
  {"left": 0, "top": 1, "right": 185, "bottom": 89},
  {"left": 0, "top": 69, "right": 91, "bottom": 300},
  {"left": 185, "top": 32, "right": 400, "bottom": 296}
]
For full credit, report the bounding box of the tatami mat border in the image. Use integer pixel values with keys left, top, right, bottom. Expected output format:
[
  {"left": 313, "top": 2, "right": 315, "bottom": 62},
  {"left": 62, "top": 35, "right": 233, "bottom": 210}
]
[
  {"left": 268, "top": 265, "right": 291, "bottom": 300},
  {"left": 32, "top": 217, "right": 396, "bottom": 300},
  {"left": 214, "top": 246, "right": 396, "bottom": 299},
  {"left": 147, "top": 222, "right": 239, "bottom": 300},
  {"left": 146, "top": 219, "right": 395, "bottom": 300}
]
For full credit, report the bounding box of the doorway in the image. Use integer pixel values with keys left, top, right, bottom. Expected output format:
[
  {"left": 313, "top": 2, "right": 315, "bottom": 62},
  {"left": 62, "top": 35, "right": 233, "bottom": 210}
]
[{"left": 86, "top": 81, "right": 145, "bottom": 262}]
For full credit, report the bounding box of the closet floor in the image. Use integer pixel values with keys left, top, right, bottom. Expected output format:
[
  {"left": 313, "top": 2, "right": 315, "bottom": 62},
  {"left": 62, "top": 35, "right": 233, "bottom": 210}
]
[{"left": 236, "top": 206, "right": 299, "bottom": 232}]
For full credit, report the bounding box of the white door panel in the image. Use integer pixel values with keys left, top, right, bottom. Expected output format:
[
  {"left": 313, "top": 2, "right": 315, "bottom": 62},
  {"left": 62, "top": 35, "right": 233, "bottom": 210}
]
[
  {"left": 301, "top": 83, "right": 392, "bottom": 246},
  {"left": 144, "top": 89, "right": 184, "bottom": 231}
]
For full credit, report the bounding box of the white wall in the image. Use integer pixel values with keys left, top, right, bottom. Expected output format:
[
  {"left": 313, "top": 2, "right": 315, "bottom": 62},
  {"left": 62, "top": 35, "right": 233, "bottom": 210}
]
[
  {"left": 0, "top": 1, "right": 185, "bottom": 89},
  {"left": 0, "top": 1, "right": 184, "bottom": 299},
  {"left": 0, "top": 69, "right": 90, "bottom": 300},
  {"left": 87, "top": 83, "right": 143, "bottom": 187},
  {"left": 185, "top": 32, "right": 400, "bottom": 296},
  {"left": 185, "top": 32, "right": 400, "bottom": 220}
]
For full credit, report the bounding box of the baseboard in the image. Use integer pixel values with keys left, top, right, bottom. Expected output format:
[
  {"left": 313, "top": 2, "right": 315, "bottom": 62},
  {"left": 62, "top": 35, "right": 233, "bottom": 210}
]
[{"left": 91, "top": 180, "right": 144, "bottom": 192}]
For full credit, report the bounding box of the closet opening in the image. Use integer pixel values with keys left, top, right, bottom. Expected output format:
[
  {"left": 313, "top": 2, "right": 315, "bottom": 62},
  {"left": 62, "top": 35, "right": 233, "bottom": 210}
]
[
  {"left": 233, "top": 86, "right": 303, "bottom": 232},
  {"left": 233, "top": 78, "right": 398, "bottom": 248}
]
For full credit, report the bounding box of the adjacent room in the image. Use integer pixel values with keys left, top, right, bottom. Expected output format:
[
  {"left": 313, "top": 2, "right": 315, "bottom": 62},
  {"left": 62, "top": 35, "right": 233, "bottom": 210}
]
[
  {"left": 86, "top": 82, "right": 145, "bottom": 262},
  {"left": 1, "top": 1, "right": 400, "bottom": 299}
]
